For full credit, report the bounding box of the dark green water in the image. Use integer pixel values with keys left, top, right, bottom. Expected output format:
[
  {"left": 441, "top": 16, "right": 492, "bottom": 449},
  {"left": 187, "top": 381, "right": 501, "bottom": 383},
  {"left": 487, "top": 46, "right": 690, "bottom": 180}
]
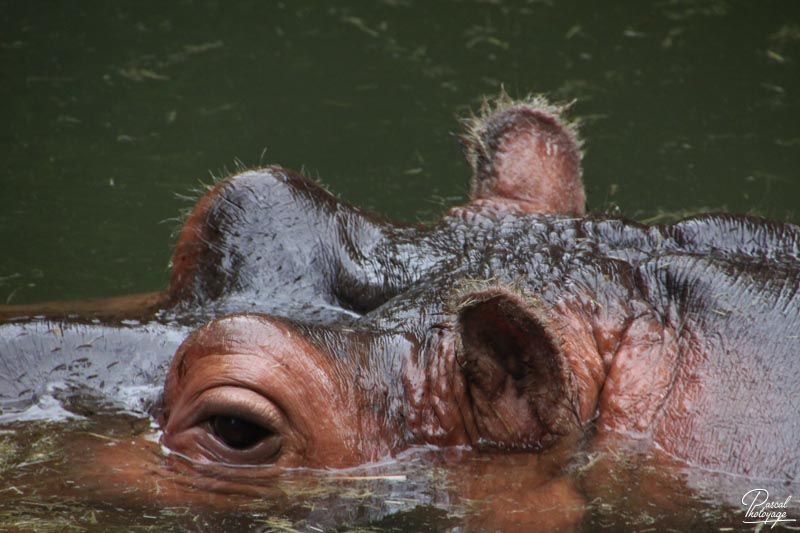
[
  {"left": 1, "top": 0, "right": 799, "bottom": 304},
  {"left": 1, "top": 0, "right": 799, "bottom": 531}
]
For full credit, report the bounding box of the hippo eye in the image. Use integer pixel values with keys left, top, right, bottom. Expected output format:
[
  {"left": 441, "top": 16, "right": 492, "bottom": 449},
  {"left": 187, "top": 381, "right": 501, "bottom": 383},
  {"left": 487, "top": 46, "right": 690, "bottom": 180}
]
[
  {"left": 209, "top": 415, "right": 272, "bottom": 450},
  {"left": 163, "top": 385, "right": 287, "bottom": 465}
]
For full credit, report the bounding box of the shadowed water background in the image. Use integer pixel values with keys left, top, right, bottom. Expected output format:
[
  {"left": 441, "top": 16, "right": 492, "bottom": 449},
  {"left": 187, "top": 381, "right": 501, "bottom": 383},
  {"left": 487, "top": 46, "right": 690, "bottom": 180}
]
[{"left": 0, "top": 0, "right": 799, "bottom": 530}]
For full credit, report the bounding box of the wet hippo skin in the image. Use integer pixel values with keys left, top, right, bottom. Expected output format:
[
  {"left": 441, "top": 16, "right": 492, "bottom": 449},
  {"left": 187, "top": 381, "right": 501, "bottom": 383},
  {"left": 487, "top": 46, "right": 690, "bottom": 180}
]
[{"left": 1, "top": 94, "right": 798, "bottom": 529}]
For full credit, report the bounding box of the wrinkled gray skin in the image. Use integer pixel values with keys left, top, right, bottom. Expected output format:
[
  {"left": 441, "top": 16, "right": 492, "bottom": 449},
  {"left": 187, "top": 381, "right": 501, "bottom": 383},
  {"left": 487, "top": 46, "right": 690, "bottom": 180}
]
[{"left": 1, "top": 97, "right": 798, "bottom": 498}]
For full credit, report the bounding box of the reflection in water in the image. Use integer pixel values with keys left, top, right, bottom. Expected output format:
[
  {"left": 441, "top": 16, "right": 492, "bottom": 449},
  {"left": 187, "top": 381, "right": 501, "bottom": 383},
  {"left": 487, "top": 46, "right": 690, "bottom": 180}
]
[{"left": 2, "top": 412, "right": 794, "bottom": 531}]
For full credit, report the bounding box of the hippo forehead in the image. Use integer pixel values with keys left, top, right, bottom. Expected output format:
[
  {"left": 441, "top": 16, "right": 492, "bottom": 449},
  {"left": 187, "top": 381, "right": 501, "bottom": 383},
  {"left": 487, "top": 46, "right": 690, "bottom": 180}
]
[
  {"left": 360, "top": 211, "right": 800, "bottom": 333},
  {"left": 442, "top": 211, "right": 800, "bottom": 280},
  {"left": 165, "top": 163, "right": 800, "bottom": 334},
  {"left": 431, "top": 210, "right": 800, "bottom": 265}
]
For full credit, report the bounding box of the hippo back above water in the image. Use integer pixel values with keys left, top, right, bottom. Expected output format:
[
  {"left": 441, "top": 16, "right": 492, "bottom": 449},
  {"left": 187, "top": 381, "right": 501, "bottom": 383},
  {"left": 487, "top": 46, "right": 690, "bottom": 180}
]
[{"left": 1, "top": 94, "right": 798, "bottom": 527}]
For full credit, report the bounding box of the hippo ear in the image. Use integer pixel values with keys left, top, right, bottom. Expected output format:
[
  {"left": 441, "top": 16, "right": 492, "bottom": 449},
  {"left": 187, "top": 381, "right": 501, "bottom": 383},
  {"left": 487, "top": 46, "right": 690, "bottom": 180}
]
[
  {"left": 456, "top": 288, "right": 577, "bottom": 450},
  {"left": 460, "top": 96, "right": 585, "bottom": 215}
]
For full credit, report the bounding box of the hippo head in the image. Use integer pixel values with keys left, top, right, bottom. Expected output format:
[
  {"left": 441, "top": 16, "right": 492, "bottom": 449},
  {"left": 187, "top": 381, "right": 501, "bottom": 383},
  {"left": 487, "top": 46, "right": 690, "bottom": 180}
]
[
  {"left": 160, "top": 286, "right": 604, "bottom": 474},
  {"left": 138, "top": 93, "right": 799, "bottom": 526},
  {"left": 155, "top": 93, "right": 800, "bottom": 492},
  {"left": 157, "top": 93, "right": 601, "bottom": 472}
]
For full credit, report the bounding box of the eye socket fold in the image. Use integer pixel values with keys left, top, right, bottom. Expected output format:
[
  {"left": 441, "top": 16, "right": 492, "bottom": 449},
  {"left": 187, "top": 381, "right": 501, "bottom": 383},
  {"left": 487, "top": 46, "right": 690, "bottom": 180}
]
[
  {"left": 163, "top": 384, "right": 289, "bottom": 465},
  {"left": 208, "top": 415, "right": 272, "bottom": 450}
]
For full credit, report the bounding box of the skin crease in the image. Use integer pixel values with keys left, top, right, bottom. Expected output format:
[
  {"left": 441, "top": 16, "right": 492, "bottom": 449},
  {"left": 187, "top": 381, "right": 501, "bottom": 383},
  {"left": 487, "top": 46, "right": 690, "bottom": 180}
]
[
  {"left": 1, "top": 94, "right": 799, "bottom": 530},
  {"left": 162, "top": 315, "right": 396, "bottom": 469}
]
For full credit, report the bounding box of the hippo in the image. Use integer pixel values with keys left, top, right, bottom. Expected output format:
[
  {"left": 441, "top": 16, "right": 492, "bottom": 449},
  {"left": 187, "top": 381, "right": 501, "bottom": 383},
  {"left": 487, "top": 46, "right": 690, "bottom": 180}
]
[{"left": 1, "top": 94, "right": 798, "bottom": 529}]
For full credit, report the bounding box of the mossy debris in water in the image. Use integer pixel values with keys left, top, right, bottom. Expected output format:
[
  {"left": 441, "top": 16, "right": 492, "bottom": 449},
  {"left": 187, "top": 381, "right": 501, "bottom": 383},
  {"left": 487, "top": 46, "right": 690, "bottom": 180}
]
[{"left": 0, "top": 422, "right": 65, "bottom": 472}]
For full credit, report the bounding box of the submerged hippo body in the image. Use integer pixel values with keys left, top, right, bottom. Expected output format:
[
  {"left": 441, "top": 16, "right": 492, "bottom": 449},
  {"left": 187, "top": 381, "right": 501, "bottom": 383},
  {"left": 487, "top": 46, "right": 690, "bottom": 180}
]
[{"left": 1, "top": 95, "right": 798, "bottom": 524}]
